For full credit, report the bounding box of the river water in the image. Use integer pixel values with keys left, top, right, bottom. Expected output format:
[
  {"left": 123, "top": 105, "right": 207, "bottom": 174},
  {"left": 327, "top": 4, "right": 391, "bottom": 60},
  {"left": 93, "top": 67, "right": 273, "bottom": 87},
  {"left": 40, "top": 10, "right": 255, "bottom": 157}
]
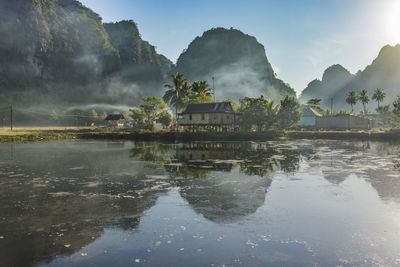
[{"left": 1, "top": 140, "right": 400, "bottom": 266}]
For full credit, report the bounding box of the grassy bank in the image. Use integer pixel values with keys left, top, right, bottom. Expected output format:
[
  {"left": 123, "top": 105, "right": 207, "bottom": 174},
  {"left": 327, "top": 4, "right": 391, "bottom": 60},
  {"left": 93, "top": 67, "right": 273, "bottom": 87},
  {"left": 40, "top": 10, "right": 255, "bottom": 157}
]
[
  {"left": 0, "top": 127, "right": 95, "bottom": 143},
  {"left": 1, "top": 127, "right": 400, "bottom": 143}
]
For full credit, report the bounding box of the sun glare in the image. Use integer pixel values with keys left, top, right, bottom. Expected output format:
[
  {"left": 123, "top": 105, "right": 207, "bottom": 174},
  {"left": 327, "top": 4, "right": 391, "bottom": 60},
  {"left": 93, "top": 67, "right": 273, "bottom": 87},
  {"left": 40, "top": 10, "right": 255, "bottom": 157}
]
[{"left": 385, "top": 1, "right": 400, "bottom": 44}]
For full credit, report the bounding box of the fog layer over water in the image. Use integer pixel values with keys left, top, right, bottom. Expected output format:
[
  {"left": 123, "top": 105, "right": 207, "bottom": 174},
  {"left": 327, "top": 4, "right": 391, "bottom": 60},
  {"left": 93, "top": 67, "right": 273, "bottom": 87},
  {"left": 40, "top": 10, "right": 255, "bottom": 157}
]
[{"left": 1, "top": 140, "right": 400, "bottom": 266}]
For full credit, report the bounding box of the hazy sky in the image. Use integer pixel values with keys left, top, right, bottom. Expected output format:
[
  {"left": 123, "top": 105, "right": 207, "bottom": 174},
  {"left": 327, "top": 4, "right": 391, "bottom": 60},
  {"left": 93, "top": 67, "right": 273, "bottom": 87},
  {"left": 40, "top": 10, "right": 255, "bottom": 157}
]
[{"left": 80, "top": 0, "right": 400, "bottom": 94}]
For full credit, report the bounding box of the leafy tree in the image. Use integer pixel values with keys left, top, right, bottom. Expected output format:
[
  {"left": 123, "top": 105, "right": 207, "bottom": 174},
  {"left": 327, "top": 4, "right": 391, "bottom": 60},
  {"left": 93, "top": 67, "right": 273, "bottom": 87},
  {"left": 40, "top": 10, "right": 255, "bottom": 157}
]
[
  {"left": 372, "top": 88, "right": 386, "bottom": 109},
  {"left": 163, "top": 72, "right": 190, "bottom": 120},
  {"left": 346, "top": 91, "right": 358, "bottom": 112},
  {"left": 393, "top": 96, "right": 400, "bottom": 115},
  {"left": 123, "top": 111, "right": 133, "bottom": 121},
  {"left": 86, "top": 109, "right": 98, "bottom": 126},
  {"left": 239, "top": 96, "right": 278, "bottom": 132},
  {"left": 306, "top": 98, "right": 322, "bottom": 107},
  {"left": 277, "top": 96, "right": 301, "bottom": 129},
  {"left": 157, "top": 110, "right": 172, "bottom": 129},
  {"left": 99, "top": 112, "right": 107, "bottom": 123},
  {"left": 358, "top": 89, "right": 370, "bottom": 115},
  {"left": 137, "top": 96, "right": 168, "bottom": 130},
  {"left": 190, "top": 81, "right": 213, "bottom": 98},
  {"left": 376, "top": 105, "right": 390, "bottom": 115},
  {"left": 130, "top": 108, "right": 146, "bottom": 128}
]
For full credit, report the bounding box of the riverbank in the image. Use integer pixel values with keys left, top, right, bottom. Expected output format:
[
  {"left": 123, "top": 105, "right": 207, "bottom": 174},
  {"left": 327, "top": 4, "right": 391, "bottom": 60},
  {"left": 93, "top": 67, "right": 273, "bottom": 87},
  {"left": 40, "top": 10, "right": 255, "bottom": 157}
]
[{"left": 1, "top": 127, "right": 400, "bottom": 143}]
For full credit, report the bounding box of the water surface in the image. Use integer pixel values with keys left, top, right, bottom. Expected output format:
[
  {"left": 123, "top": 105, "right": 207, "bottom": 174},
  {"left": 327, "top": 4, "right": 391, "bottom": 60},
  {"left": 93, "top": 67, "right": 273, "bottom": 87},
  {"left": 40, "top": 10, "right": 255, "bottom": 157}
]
[{"left": 1, "top": 140, "right": 400, "bottom": 266}]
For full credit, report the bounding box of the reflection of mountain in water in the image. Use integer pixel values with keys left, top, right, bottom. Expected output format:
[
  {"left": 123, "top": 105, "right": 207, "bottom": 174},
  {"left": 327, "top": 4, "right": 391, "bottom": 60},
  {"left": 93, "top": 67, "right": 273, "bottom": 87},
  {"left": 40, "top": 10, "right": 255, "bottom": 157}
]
[
  {"left": 162, "top": 142, "right": 309, "bottom": 223},
  {"left": 0, "top": 142, "right": 171, "bottom": 267},
  {"left": 180, "top": 169, "right": 270, "bottom": 223},
  {"left": 3, "top": 140, "right": 400, "bottom": 266},
  {"left": 305, "top": 141, "right": 400, "bottom": 203}
]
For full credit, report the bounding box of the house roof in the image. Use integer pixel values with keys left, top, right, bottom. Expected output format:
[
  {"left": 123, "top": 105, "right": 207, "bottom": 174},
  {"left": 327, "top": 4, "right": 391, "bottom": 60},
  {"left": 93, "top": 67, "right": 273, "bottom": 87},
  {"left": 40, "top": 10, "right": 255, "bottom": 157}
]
[
  {"left": 182, "top": 102, "right": 235, "bottom": 114},
  {"left": 303, "top": 106, "right": 322, "bottom": 117},
  {"left": 105, "top": 114, "right": 125, "bottom": 121}
]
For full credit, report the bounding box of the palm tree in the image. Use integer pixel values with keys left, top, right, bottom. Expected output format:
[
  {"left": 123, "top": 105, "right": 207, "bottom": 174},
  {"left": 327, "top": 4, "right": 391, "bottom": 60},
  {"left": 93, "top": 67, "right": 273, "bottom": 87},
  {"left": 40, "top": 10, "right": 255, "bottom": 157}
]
[
  {"left": 190, "top": 81, "right": 212, "bottom": 98},
  {"left": 372, "top": 88, "right": 386, "bottom": 108},
  {"left": 346, "top": 91, "right": 358, "bottom": 112},
  {"left": 358, "top": 89, "right": 370, "bottom": 115},
  {"left": 163, "top": 72, "right": 190, "bottom": 120},
  {"left": 306, "top": 98, "right": 322, "bottom": 107}
]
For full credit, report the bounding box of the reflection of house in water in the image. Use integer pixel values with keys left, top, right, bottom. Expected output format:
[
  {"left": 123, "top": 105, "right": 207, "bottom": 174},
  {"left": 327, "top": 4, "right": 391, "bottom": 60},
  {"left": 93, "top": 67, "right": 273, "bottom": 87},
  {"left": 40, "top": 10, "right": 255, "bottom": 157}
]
[{"left": 168, "top": 142, "right": 246, "bottom": 173}]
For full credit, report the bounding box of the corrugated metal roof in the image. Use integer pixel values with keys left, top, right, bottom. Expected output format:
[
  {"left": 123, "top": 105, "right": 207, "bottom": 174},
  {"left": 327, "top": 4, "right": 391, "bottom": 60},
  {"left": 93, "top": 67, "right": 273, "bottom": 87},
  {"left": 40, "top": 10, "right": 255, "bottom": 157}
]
[{"left": 182, "top": 102, "right": 235, "bottom": 114}]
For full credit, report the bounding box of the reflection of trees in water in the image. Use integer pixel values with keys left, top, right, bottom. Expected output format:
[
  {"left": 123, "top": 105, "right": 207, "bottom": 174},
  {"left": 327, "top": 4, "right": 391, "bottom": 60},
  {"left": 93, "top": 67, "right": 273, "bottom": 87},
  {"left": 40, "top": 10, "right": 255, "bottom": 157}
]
[
  {"left": 163, "top": 142, "right": 307, "bottom": 178},
  {"left": 0, "top": 142, "right": 171, "bottom": 267},
  {"left": 130, "top": 142, "right": 174, "bottom": 169}
]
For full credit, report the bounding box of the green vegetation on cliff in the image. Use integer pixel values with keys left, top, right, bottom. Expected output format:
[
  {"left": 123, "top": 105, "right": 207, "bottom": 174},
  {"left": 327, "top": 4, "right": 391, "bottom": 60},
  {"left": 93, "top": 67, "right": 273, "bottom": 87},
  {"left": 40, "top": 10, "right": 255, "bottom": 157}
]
[{"left": 175, "top": 28, "right": 295, "bottom": 101}]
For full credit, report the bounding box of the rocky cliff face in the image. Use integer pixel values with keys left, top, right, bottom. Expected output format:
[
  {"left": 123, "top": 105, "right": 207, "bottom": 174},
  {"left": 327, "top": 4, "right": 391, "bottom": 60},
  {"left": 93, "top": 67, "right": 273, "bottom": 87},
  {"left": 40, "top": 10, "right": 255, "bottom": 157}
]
[
  {"left": 300, "top": 45, "right": 400, "bottom": 111},
  {"left": 0, "top": 0, "right": 172, "bottom": 107},
  {"left": 175, "top": 28, "right": 295, "bottom": 101}
]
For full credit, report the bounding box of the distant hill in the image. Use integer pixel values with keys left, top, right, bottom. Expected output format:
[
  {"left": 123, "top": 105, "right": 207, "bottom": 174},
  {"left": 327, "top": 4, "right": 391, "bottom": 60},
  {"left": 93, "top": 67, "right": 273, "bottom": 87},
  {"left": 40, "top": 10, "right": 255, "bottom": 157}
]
[
  {"left": 175, "top": 28, "right": 295, "bottom": 101},
  {"left": 300, "top": 45, "right": 400, "bottom": 111},
  {"left": 0, "top": 0, "right": 172, "bottom": 109}
]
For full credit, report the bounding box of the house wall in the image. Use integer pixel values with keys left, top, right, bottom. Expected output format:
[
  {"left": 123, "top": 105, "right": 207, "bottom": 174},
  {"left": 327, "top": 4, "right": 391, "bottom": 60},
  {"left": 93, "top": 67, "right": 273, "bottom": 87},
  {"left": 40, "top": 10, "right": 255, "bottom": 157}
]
[
  {"left": 349, "top": 116, "right": 370, "bottom": 130},
  {"left": 298, "top": 116, "right": 316, "bottom": 127},
  {"left": 178, "top": 113, "right": 235, "bottom": 125},
  {"left": 316, "top": 116, "right": 349, "bottom": 130},
  {"left": 316, "top": 116, "right": 370, "bottom": 130}
]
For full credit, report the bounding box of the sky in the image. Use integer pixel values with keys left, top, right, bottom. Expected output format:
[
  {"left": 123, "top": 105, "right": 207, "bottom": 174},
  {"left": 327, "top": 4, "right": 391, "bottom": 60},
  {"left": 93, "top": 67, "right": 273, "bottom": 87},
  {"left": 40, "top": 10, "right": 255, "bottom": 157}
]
[{"left": 80, "top": 0, "right": 400, "bottom": 95}]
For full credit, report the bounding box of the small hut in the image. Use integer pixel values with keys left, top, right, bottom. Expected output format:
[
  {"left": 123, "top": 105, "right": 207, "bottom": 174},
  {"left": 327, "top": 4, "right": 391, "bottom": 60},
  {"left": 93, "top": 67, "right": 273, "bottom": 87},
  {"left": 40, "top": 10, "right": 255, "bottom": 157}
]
[{"left": 105, "top": 114, "right": 125, "bottom": 128}]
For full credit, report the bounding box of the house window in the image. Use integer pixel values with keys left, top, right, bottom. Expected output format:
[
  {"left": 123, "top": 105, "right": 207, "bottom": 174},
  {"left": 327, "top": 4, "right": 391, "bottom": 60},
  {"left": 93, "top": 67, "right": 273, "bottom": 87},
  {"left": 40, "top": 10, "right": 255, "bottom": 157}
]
[
  {"left": 201, "top": 114, "right": 205, "bottom": 120},
  {"left": 213, "top": 114, "right": 217, "bottom": 120},
  {"left": 227, "top": 115, "right": 230, "bottom": 120},
  {"left": 189, "top": 114, "right": 192, "bottom": 121}
]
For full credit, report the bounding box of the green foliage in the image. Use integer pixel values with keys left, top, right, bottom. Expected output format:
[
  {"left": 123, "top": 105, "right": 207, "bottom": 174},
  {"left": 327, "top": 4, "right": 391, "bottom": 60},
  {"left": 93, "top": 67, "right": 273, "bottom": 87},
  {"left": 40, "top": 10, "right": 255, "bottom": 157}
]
[
  {"left": 163, "top": 73, "right": 191, "bottom": 118},
  {"left": 239, "top": 96, "right": 278, "bottom": 132},
  {"left": 0, "top": 2, "right": 173, "bottom": 113},
  {"left": 358, "top": 89, "right": 370, "bottom": 115},
  {"left": 175, "top": 27, "right": 295, "bottom": 101},
  {"left": 307, "top": 98, "right": 322, "bottom": 106},
  {"left": 393, "top": 96, "right": 400, "bottom": 115},
  {"left": 130, "top": 108, "right": 146, "bottom": 128},
  {"left": 130, "top": 97, "right": 168, "bottom": 130},
  {"left": 346, "top": 91, "right": 358, "bottom": 112},
  {"left": 277, "top": 96, "right": 301, "bottom": 129},
  {"left": 157, "top": 110, "right": 172, "bottom": 129},
  {"left": 190, "top": 81, "right": 212, "bottom": 98},
  {"left": 372, "top": 88, "right": 386, "bottom": 108}
]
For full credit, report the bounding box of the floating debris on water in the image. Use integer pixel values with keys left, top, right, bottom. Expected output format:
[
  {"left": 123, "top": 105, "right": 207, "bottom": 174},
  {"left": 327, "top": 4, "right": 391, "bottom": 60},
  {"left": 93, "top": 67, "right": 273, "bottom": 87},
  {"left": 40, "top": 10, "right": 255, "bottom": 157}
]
[{"left": 81, "top": 253, "right": 87, "bottom": 257}]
